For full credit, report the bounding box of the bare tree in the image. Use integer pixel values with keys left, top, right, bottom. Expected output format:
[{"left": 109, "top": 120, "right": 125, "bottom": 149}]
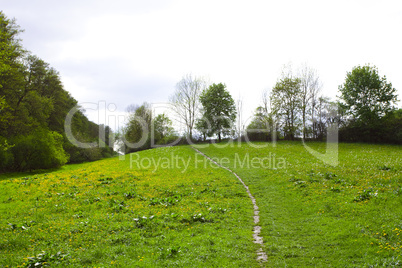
[
  {"left": 261, "top": 89, "right": 270, "bottom": 116},
  {"left": 310, "top": 80, "right": 321, "bottom": 139},
  {"left": 236, "top": 96, "right": 244, "bottom": 139},
  {"left": 169, "top": 74, "right": 206, "bottom": 139},
  {"left": 262, "top": 89, "right": 280, "bottom": 142},
  {"left": 315, "top": 96, "right": 332, "bottom": 140},
  {"left": 299, "top": 64, "right": 321, "bottom": 139},
  {"left": 261, "top": 89, "right": 276, "bottom": 133}
]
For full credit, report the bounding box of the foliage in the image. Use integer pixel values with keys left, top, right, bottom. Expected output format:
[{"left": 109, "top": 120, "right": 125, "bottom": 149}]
[
  {"left": 26, "top": 251, "right": 69, "bottom": 267},
  {"left": 195, "top": 115, "right": 212, "bottom": 141},
  {"left": 10, "top": 128, "right": 69, "bottom": 171},
  {"left": 252, "top": 65, "right": 338, "bottom": 142},
  {"left": 246, "top": 107, "right": 272, "bottom": 141},
  {"left": 152, "top": 113, "right": 176, "bottom": 145},
  {"left": 381, "top": 109, "right": 402, "bottom": 144},
  {"left": 199, "top": 83, "right": 236, "bottom": 142},
  {"left": 120, "top": 108, "right": 178, "bottom": 152},
  {"left": 339, "top": 108, "right": 402, "bottom": 144},
  {"left": 339, "top": 64, "right": 397, "bottom": 124},
  {"left": 0, "top": 136, "right": 13, "bottom": 170},
  {"left": 0, "top": 11, "right": 114, "bottom": 172},
  {"left": 123, "top": 103, "right": 152, "bottom": 153},
  {"left": 0, "top": 96, "right": 12, "bottom": 155},
  {"left": 250, "top": 63, "right": 399, "bottom": 144},
  {"left": 270, "top": 76, "right": 302, "bottom": 140},
  {"left": 0, "top": 96, "right": 5, "bottom": 111},
  {"left": 338, "top": 65, "right": 399, "bottom": 143}
]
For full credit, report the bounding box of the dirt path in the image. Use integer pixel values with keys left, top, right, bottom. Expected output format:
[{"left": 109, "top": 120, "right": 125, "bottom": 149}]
[{"left": 191, "top": 147, "right": 268, "bottom": 264}]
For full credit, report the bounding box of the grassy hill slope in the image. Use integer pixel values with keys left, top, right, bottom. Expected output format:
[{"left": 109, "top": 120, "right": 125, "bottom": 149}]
[
  {"left": 0, "top": 146, "right": 259, "bottom": 267},
  {"left": 196, "top": 141, "right": 402, "bottom": 267}
]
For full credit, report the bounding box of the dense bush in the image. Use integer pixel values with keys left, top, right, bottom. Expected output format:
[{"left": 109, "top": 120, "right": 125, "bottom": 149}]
[
  {"left": 339, "top": 109, "right": 402, "bottom": 144},
  {"left": 9, "top": 128, "right": 69, "bottom": 171}
]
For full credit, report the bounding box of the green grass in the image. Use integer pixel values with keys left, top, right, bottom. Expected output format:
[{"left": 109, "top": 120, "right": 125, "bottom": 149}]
[
  {"left": 0, "top": 146, "right": 259, "bottom": 267},
  {"left": 195, "top": 141, "right": 402, "bottom": 267},
  {"left": 1, "top": 141, "right": 401, "bottom": 267}
]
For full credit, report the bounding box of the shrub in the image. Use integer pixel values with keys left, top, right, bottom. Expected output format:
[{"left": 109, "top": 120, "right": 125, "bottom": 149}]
[{"left": 11, "top": 128, "right": 69, "bottom": 171}]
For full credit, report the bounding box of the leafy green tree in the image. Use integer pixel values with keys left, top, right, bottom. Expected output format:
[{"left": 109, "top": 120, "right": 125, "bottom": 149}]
[
  {"left": 338, "top": 65, "right": 398, "bottom": 143},
  {"left": 195, "top": 116, "right": 212, "bottom": 141},
  {"left": 246, "top": 106, "right": 272, "bottom": 141},
  {"left": 0, "top": 11, "right": 25, "bottom": 89},
  {"left": 1, "top": 11, "right": 25, "bottom": 137},
  {"left": 153, "top": 113, "right": 175, "bottom": 145},
  {"left": 124, "top": 103, "right": 152, "bottom": 153},
  {"left": 199, "top": 83, "right": 236, "bottom": 142},
  {"left": 381, "top": 109, "right": 402, "bottom": 144},
  {"left": 0, "top": 11, "right": 114, "bottom": 170},
  {"left": 271, "top": 77, "right": 302, "bottom": 140},
  {"left": 339, "top": 65, "right": 397, "bottom": 123}
]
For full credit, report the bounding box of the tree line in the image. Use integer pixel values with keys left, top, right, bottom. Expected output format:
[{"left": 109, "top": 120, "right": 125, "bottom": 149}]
[
  {"left": 249, "top": 63, "right": 400, "bottom": 144},
  {"left": 121, "top": 77, "right": 237, "bottom": 153},
  {"left": 123, "top": 64, "right": 400, "bottom": 150},
  {"left": 2, "top": 10, "right": 400, "bottom": 171},
  {"left": 0, "top": 12, "right": 114, "bottom": 172}
]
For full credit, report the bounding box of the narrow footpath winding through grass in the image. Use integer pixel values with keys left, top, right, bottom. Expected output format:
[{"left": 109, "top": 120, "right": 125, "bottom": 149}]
[
  {"left": 191, "top": 146, "right": 268, "bottom": 263},
  {"left": 1, "top": 142, "right": 401, "bottom": 267},
  {"left": 195, "top": 141, "right": 402, "bottom": 267},
  {"left": 0, "top": 146, "right": 259, "bottom": 267}
]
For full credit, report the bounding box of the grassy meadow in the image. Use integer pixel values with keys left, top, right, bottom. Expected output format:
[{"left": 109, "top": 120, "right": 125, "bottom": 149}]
[
  {"left": 0, "top": 141, "right": 401, "bottom": 267},
  {"left": 196, "top": 141, "right": 402, "bottom": 267},
  {"left": 0, "top": 146, "right": 258, "bottom": 267}
]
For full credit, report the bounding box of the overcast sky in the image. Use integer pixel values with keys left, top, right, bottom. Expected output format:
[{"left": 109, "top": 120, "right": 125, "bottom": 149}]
[{"left": 1, "top": 0, "right": 401, "bottom": 128}]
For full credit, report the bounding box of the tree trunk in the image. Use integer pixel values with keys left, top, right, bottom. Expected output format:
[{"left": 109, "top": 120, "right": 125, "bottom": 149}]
[{"left": 303, "top": 109, "right": 306, "bottom": 140}]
